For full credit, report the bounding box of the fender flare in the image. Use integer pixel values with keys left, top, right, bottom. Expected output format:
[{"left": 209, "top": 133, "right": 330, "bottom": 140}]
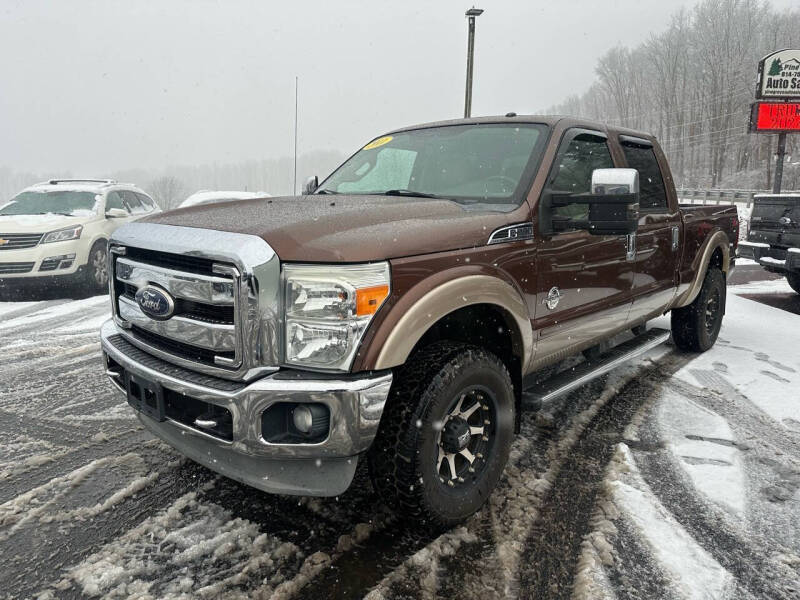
[
  {"left": 371, "top": 274, "right": 533, "bottom": 371},
  {"left": 673, "top": 229, "right": 730, "bottom": 308}
]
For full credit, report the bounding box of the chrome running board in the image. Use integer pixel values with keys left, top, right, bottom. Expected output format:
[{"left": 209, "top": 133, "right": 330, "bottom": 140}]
[{"left": 524, "top": 328, "right": 671, "bottom": 405}]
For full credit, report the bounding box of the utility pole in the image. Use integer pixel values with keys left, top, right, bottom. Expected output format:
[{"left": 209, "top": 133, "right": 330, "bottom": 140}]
[
  {"left": 293, "top": 76, "right": 299, "bottom": 196},
  {"left": 773, "top": 132, "right": 786, "bottom": 194},
  {"left": 463, "top": 8, "right": 483, "bottom": 118}
]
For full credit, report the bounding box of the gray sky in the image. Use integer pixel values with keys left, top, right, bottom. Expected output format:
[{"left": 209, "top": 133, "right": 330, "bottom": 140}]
[{"left": 1, "top": 0, "right": 786, "bottom": 175}]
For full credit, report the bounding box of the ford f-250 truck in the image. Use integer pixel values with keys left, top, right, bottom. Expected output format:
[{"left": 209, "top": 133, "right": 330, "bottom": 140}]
[
  {"left": 100, "top": 116, "right": 738, "bottom": 526},
  {"left": 738, "top": 193, "right": 800, "bottom": 294}
]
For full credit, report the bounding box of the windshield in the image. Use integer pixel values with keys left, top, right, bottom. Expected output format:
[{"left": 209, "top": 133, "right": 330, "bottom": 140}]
[
  {"left": 317, "top": 123, "right": 548, "bottom": 205},
  {"left": 0, "top": 190, "right": 100, "bottom": 216}
]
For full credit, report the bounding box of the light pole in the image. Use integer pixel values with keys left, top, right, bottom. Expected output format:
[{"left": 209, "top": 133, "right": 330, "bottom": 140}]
[{"left": 464, "top": 7, "right": 483, "bottom": 118}]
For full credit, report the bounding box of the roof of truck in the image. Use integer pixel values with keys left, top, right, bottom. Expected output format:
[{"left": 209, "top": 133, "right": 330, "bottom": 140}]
[{"left": 387, "top": 114, "right": 655, "bottom": 141}]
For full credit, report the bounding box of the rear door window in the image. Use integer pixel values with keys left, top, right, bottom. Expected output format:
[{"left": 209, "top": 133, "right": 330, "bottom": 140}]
[
  {"left": 620, "top": 140, "right": 667, "bottom": 211},
  {"left": 105, "top": 191, "right": 128, "bottom": 212},
  {"left": 121, "top": 191, "right": 146, "bottom": 214},
  {"left": 135, "top": 192, "right": 156, "bottom": 212}
]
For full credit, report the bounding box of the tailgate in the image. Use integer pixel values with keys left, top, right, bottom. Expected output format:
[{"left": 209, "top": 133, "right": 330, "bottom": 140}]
[{"left": 749, "top": 195, "right": 800, "bottom": 248}]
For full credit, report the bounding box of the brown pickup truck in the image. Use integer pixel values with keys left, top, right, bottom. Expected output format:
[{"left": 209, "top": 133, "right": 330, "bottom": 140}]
[{"left": 100, "top": 115, "right": 738, "bottom": 526}]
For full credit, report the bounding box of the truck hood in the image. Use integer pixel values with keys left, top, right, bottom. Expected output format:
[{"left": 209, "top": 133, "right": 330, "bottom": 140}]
[
  {"left": 0, "top": 213, "right": 94, "bottom": 233},
  {"left": 141, "top": 195, "right": 524, "bottom": 262}
]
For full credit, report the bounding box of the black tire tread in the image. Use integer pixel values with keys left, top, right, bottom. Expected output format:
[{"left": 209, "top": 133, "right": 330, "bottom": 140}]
[
  {"left": 671, "top": 267, "right": 725, "bottom": 352},
  {"left": 368, "top": 341, "right": 512, "bottom": 527},
  {"left": 84, "top": 239, "right": 108, "bottom": 293}
]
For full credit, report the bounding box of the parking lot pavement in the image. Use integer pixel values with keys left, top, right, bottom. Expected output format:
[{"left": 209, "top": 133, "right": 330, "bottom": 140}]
[{"left": 0, "top": 273, "right": 798, "bottom": 599}]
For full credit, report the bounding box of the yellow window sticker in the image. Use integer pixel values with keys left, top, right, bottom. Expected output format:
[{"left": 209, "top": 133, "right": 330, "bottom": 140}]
[{"left": 363, "top": 136, "right": 393, "bottom": 150}]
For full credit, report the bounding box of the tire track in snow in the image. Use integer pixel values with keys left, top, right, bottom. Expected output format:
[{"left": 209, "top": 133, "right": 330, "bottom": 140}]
[
  {"left": 0, "top": 408, "right": 90, "bottom": 446},
  {"left": 0, "top": 299, "right": 69, "bottom": 323},
  {"left": 0, "top": 449, "right": 215, "bottom": 600},
  {"left": 299, "top": 376, "right": 614, "bottom": 600},
  {"left": 517, "top": 355, "right": 690, "bottom": 600},
  {"left": 602, "top": 516, "right": 680, "bottom": 600},
  {"left": 634, "top": 412, "right": 799, "bottom": 600},
  {"left": 0, "top": 427, "right": 148, "bottom": 504},
  {"left": 670, "top": 371, "right": 800, "bottom": 460}
]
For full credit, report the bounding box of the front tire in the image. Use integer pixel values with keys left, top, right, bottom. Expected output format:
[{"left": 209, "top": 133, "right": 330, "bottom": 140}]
[
  {"left": 368, "top": 342, "right": 515, "bottom": 527},
  {"left": 787, "top": 273, "right": 800, "bottom": 295},
  {"left": 671, "top": 267, "right": 725, "bottom": 352},
  {"left": 84, "top": 240, "right": 109, "bottom": 294}
]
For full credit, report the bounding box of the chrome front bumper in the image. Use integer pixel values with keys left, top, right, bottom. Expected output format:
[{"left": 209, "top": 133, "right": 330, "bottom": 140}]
[{"left": 100, "top": 319, "right": 393, "bottom": 496}]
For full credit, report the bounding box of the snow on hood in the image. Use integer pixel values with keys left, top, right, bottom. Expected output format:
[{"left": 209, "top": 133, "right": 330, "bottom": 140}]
[
  {"left": 180, "top": 190, "right": 269, "bottom": 208},
  {"left": 0, "top": 213, "right": 97, "bottom": 233}
]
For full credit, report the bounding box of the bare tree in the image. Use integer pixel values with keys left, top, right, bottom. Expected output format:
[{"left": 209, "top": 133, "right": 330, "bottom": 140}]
[
  {"left": 146, "top": 176, "right": 187, "bottom": 210},
  {"left": 546, "top": 0, "right": 800, "bottom": 190}
]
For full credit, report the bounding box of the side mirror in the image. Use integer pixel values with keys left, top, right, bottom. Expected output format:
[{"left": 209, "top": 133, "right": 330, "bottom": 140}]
[
  {"left": 105, "top": 208, "right": 129, "bottom": 219},
  {"left": 303, "top": 175, "right": 319, "bottom": 195},
  {"left": 549, "top": 168, "right": 639, "bottom": 236}
]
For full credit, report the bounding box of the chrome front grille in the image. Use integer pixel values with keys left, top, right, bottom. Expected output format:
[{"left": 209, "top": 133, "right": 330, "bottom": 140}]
[
  {"left": 0, "top": 233, "right": 43, "bottom": 250},
  {"left": 108, "top": 223, "right": 281, "bottom": 382},
  {"left": 111, "top": 248, "right": 242, "bottom": 372}
]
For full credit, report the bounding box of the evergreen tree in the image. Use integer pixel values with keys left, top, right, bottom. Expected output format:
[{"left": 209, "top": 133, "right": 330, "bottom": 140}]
[{"left": 768, "top": 58, "right": 782, "bottom": 76}]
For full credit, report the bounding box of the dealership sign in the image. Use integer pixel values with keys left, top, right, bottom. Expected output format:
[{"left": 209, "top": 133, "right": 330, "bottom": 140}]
[
  {"left": 756, "top": 49, "right": 800, "bottom": 99},
  {"left": 749, "top": 102, "right": 800, "bottom": 133}
]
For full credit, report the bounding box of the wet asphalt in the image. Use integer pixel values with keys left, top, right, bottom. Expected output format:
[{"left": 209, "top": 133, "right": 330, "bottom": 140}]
[{"left": 0, "top": 268, "right": 798, "bottom": 599}]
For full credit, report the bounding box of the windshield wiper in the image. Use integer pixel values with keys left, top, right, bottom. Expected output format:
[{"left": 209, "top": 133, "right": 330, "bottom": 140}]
[
  {"left": 382, "top": 189, "right": 441, "bottom": 199},
  {"left": 315, "top": 189, "right": 339, "bottom": 195}
]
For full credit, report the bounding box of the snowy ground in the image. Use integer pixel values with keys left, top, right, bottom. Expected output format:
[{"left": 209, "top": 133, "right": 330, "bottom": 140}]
[{"left": 0, "top": 276, "right": 798, "bottom": 599}]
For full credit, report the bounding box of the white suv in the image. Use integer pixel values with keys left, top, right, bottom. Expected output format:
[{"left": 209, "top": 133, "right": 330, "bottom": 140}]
[{"left": 0, "top": 179, "right": 160, "bottom": 292}]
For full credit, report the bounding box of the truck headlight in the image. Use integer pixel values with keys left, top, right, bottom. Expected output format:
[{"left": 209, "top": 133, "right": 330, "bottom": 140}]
[
  {"left": 41, "top": 225, "right": 83, "bottom": 244},
  {"left": 283, "top": 262, "right": 390, "bottom": 371}
]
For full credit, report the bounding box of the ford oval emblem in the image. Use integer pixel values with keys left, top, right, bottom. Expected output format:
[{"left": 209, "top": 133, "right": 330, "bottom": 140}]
[{"left": 135, "top": 285, "right": 175, "bottom": 320}]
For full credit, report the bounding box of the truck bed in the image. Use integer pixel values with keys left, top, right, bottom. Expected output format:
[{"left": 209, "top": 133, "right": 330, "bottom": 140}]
[{"left": 678, "top": 204, "right": 738, "bottom": 286}]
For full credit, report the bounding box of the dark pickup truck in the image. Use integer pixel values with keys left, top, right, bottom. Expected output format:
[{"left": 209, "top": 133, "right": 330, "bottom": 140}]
[
  {"left": 738, "top": 193, "right": 800, "bottom": 294},
  {"left": 100, "top": 116, "right": 738, "bottom": 526}
]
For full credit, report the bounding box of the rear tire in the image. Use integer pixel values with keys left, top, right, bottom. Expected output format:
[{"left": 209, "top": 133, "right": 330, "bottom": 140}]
[
  {"left": 671, "top": 267, "right": 725, "bottom": 352},
  {"left": 787, "top": 273, "right": 800, "bottom": 295},
  {"left": 368, "top": 342, "right": 515, "bottom": 528}
]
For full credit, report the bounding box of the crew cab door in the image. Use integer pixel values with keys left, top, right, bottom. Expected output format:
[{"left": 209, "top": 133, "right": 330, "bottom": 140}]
[
  {"left": 619, "top": 137, "right": 681, "bottom": 321},
  {"left": 532, "top": 129, "right": 634, "bottom": 364}
]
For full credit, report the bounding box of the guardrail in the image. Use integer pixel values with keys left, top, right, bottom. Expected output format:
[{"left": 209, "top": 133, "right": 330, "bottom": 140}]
[{"left": 677, "top": 189, "right": 762, "bottom": 207}]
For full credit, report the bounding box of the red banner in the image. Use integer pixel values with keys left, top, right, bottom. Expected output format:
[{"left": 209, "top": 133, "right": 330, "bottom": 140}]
[{"left": 750, "top": 102, "right": 800, "bottom": 132}]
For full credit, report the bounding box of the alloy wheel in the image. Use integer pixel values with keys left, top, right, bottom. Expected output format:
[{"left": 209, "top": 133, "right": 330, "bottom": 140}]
[
  {"left": 92, "top": 249, "right": 108, "bottom": 287},
  {"left": 435, "top": 387, "right": 495, "bottom": 487}
]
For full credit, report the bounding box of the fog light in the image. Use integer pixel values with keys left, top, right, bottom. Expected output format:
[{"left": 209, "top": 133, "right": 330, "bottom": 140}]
[
  {"left": 261, "top": 402, "right": 330, "bottom": 444},
  {"left": 292, "top": 405, "right": 314, "bottom": 433},
  {"left": 39, "top": 253, "right": 76, "bottom": 272},
  {"left": 291, "top": 403, "right": 330, "bottom": 438}
]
